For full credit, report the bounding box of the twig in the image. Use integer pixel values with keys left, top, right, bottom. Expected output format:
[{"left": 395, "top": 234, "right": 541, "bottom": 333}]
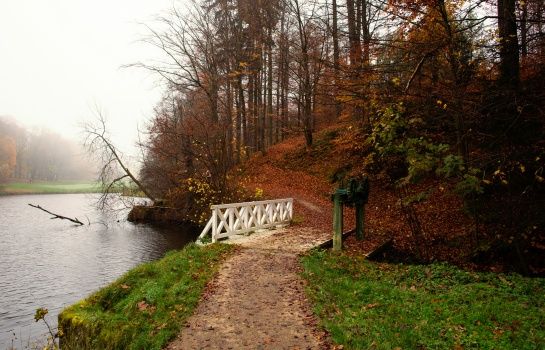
[{"left": 28, "top": 204, "right": 85, "bottom": 226}]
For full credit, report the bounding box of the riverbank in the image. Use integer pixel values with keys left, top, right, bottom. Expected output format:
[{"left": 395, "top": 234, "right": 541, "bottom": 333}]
[
  {"left": 58, "top": 243, "right": 236, "bottom": 350},
  {"left": 0, "top": 193, "right": 200, "bottom": 350},
  {"left": 0, "top": 180, "right": 101, "bottom": 195},
  {"left": 58, "top": 224, "right": 545, "bottom": 349}
]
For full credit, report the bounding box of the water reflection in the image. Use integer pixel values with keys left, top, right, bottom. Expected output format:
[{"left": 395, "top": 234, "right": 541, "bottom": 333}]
[{"left": 0, "top": 194, "right": 198, "bottom": 348}]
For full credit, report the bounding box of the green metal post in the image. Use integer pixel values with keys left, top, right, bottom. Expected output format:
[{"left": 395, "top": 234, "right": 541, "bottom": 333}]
[
  {"left": 356, "top": 203, "right": 365, "bottom": 240},
  {"left": 333, "top": 192, "right": 343, "bottom": 251}
]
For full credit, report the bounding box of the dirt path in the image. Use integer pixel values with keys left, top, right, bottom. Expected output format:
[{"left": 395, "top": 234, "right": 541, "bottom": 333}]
[{"left": 166, "top": 226, "right": 332, "bottom": 350}]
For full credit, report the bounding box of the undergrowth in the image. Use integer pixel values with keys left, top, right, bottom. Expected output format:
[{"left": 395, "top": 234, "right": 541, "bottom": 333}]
[
  {"left": 300, "top": 249, "right": 545, "bottom": 349},
  {"left": 58, "top": 243, "right": 236, "bottom": 350}
]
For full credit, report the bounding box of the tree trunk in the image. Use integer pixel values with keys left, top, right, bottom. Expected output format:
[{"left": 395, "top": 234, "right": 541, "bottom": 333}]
[
  {"left": 498, "top": 0, "right": 520, "bottom": 88},
  {"left": 332, "top": 0, "right": 341, "bottom": 120},
  {"left": 267, "top": 29, "right": 274, "bottom": 148}
]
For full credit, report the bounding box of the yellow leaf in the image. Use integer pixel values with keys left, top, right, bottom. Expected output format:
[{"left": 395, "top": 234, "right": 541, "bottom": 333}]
[
  {"left": 537, "top": 175, "right": 544, "bottom": 183},
  {"left": 520, "top": 165, "right": 525, "bottom": 172},
  {"left": 483, "top": 179, "right": 491, "bottom": 185}
]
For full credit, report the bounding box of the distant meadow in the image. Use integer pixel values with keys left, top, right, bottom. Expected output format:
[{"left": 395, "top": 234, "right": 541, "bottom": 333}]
[{"left": 0, "top": 180, "right": 102, "bottom": 195}]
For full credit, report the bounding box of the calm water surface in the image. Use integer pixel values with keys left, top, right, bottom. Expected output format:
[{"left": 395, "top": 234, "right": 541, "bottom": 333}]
[{"left": 0, "top": 194, "right": 198, "bottom": 349}]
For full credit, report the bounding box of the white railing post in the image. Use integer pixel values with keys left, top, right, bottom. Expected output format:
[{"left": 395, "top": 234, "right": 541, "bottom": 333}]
[
  {"left": 212, "top": 207, "right": 218, "bottom": 243},
  {"left": 229, "top": 208, "right": 234, "bottom": 233},
  {"left": 243, "top": 206, "right": 249, "bottom": 234},
  {"left": 289, "top": 199, "right": 293, "bottom": 220}
]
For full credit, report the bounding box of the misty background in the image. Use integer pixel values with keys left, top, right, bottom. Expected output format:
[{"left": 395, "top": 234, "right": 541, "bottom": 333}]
[{"left": 0, "top": 0, "right": 180, "bottom": 180}]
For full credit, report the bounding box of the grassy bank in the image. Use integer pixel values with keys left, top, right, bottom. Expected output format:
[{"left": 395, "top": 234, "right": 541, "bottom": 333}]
[
  {"left": 0, "top": 180, "right": 101, "bottom": 195},
  {"left": 58, "top": 243, "right": 236, "bottom": 350},
  {"left": 300, "top": 249, "right": 545, "bottom": 349}
]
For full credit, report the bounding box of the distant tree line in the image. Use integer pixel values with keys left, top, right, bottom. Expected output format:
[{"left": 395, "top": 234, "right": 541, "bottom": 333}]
[{"left": 0, "top": 117, "right": 94, "bottom": 182}]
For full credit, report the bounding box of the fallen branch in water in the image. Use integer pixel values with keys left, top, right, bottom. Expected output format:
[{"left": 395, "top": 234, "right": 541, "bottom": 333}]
[{"left": 28, "top": 204, "right": 85, "bottom": 226}]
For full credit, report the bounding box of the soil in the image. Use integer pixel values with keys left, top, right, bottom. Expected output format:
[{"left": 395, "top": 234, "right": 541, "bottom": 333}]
[{"left": 165, "top": 225, "right": 333, "bottom": 350}]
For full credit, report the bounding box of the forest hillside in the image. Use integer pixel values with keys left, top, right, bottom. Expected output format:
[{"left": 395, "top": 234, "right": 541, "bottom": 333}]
[
  {"left": 106, "top": 0, "right": 545, "bottom": 277},
  {"left": 237, "top": 124, "right": 544, "bottom": 277}
]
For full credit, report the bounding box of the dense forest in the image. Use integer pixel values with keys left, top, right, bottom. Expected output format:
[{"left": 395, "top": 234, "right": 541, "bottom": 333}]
[
  {"left": 125, "top": 0, "right": 543, "bottom": 275},
  {"left": 0, "top": 117, "right": 93, "bottom": 182}
]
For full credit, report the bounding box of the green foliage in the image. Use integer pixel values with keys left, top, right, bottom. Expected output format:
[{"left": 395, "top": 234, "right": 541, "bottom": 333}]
[
  {"left": 401, "top": 190, "right": 432, "bottom": 205},
  {"left": 439, "top": 154, "right": 465, "bottom": 178},
  {"left": 197, "top": 234, "right": 212, "bottom": 244},
  {"left": 367, "top": 103, "right": 451, "bottom": 185},
  {"left": 291, "top": 213, "right": 305, "bottom": 224},
  {"left": 58, "top": 243, "right": 236, "bottom": 350},
  {"left": 437, "top": 155, "right": 486, "bottom": 196},
  {"left": 34, "top": 307, "right": 49, "bottom": 322},
  {"left": 301, "top": 250, "right": 545, "bottom": 349},
  {"left": 455, "top": 168, "right": 485, "bottom": 195},
  {"left": 32, "top": 308, "right": 60, "bottom": 349}
]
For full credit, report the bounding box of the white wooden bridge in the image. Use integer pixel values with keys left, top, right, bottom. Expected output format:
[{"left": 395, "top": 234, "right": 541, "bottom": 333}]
[{"left": 198, "top": 198, "right": 293, "bottom": 243}]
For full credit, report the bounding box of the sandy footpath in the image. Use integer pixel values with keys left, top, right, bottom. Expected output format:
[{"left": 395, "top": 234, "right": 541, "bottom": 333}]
[{"left": 166, "top": 226, "right": 332, "bottom": 350}]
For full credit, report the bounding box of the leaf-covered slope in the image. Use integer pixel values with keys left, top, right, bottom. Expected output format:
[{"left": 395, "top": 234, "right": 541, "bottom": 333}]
[{"left": 237, "top": 126, "right": 504, "bottom": 273}]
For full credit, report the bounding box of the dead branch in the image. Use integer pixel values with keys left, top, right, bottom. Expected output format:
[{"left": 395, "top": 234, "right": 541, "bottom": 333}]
[{"left": 28, "top": 204, "right": 85, "bottom": 226}]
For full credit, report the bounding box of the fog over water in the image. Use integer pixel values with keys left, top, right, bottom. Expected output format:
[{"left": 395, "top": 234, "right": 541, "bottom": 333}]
[{"left": 0, "top": 194, "right": 198, "bottom": 349}]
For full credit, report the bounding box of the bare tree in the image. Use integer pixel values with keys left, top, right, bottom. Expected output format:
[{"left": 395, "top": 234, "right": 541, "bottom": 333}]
[{"left": 80, "top": 106, "right": 156, "bottom": 210}]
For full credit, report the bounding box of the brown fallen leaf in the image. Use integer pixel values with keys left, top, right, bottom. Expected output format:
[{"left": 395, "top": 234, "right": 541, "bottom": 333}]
[{"left": 138, "top": 301, "right": 148, "bottom": 311}]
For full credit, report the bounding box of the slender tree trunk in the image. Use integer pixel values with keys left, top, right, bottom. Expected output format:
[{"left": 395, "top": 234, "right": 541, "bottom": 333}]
[
  {"left": 258, "top": 53, "right": 265, "bottom": 152},
  {"left": 361, "top": 0, "right": 371, "bottom": 122},
  {"left": 332, "top": 0, "right": 341, "bottom": 120},
  {"left": 240, "top": 81, "right": 247, "bottom": 153},
  {"left": 520, "top": 2, "right": 528, "bottom": 57},
  {"left": 498, "top": 0, "right": 520, "bottom": 88},
  {"left": 347, "top": 0, "right": 363, "bottom": 120},
  {"left": 267, "top": 29, "right": 274, "bottom": 148},
  {"left": 280, "top": 21, "right": 289, "bottom": 141},
  {"left": 346, "top": 0, "right": 359, "bottom": 66},
  {"left": 248, "top": 72, "right": 255, "bottom": 154},
  {"left": 226, "top": 63, "right": 234, "bottom": 165}
]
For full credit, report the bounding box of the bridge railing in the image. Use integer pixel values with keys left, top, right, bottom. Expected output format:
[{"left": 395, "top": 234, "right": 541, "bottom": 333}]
[{"left": 198, "top": 198, "right": 293, "bottom": 243}]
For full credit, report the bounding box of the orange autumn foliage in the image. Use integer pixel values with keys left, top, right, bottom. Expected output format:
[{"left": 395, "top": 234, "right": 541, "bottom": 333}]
[{"left": 0, "top": 136, "right": 16, "bottom": 181}]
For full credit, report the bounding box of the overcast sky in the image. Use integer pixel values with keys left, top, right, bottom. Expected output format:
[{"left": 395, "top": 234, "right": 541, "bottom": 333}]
[{"left": 0, "top": 0, "right": 180, "bottom": 155}]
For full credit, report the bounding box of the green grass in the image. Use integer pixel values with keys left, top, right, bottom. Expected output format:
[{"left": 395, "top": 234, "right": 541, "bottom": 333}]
[
  {"left": 58, "top": 243, "right": 236, "bottom": 350},
  {"left": 300, "top": 249, "right": 545, "bottom": 349},
  {"left": 0, "top": 180, "right": 102, "bottom": 194}
]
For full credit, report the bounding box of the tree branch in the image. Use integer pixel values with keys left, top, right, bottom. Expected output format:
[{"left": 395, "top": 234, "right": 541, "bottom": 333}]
[{"left": 28, "top": 204, "right": 85, "bottom": 226}]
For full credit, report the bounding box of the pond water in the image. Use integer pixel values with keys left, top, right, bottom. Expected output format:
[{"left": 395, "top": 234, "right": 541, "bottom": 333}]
[{"left": 0, "top": 194, "right": 198, "bottom": 349}]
